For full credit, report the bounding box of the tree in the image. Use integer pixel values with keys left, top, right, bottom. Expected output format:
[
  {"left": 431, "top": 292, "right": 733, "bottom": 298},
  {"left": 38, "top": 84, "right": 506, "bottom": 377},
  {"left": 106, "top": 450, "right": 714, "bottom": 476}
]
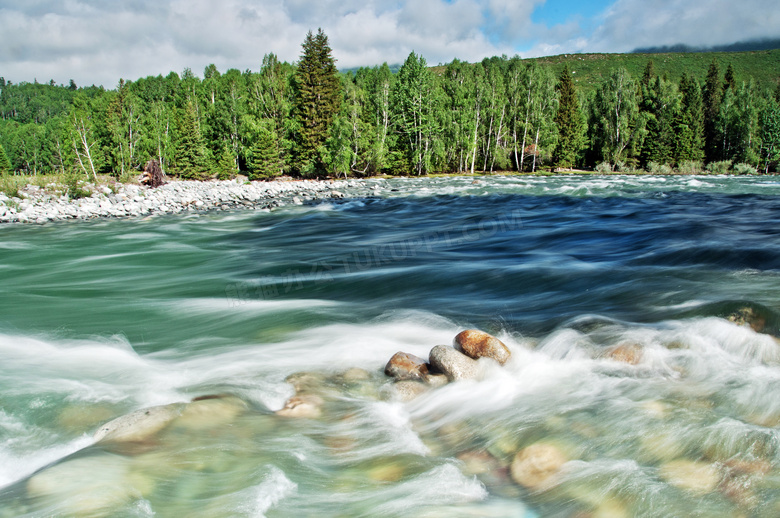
[
  {"left": 293, "top": 29, "right": 341, "bottom": 174},
  {"left": 249, "top": 125, "right": 283, "bottom": 179},
  {"left": 723, "top": 64, "right": 737, "bottom": 94},
  {"left": 590, "top": 68, "right": 640, "bottom": 165},
  {"left": 759, "top": 100, "right": 780, "bottom": 173},
  {"left": 642, "top": 75, "right": 681, "bottom": 166},
  {"left": 674, "top": 74, "right": 704, "bottom": 163},
  {"left": 174, "top": 98, "right": 208, "bottom": 178},
  {"left": 68, "top": 94, "right": 101, "bottom": 180},
  {"left": 703, "top": 59, "right": 722, "bottom": 162},
  {"left": 554, "top": 65, "right": 585, "bottom": 168},
  {"left": 393, "top": 51, "right": 442, "bottom": 175},
  {"left": 0, "top": 142, "right": 11, "bottom": 173}
]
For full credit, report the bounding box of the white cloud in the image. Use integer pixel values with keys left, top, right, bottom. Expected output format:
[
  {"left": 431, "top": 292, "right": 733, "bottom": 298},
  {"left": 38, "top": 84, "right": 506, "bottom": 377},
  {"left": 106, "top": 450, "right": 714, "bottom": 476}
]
[
  {"left": 0, "top": 0, "right": 777, "bottom": 87},
  {"left": 587, "top": 0, "right": 780, "bottom": 53}
]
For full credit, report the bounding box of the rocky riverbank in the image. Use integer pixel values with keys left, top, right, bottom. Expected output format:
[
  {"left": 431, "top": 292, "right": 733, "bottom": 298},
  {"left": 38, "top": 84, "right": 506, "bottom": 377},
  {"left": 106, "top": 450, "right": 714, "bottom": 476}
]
[{"left": 0, "top": 178, "right": 385, "bottom": 224}]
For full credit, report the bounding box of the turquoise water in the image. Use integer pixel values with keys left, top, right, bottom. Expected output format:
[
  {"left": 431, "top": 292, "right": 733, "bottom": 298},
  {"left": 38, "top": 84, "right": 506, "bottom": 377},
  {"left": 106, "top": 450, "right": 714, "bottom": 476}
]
[{"left": 2, "top": 175, "right": 780, "bottom": 516}]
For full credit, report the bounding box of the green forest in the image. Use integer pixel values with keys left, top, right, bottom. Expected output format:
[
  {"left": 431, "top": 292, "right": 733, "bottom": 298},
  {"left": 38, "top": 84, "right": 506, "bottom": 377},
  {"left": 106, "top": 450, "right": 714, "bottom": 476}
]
[{"left": 1, "top": 29, "right": 780, "bottom": 180}]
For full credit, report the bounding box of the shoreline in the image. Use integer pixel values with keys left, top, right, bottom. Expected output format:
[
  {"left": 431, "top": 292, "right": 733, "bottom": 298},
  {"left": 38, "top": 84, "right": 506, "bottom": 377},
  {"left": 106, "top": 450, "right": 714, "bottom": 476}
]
[
  {"left": 0, "top": 178, "right": 384, "bottom": 225},
  {"left": 1, "top": 172, "right": 774, "bottom": 225}
]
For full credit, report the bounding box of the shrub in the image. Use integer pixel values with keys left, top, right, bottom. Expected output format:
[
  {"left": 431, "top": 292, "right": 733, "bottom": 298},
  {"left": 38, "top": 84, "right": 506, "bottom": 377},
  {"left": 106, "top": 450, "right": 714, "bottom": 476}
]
[
  {"left": 595, "top": 161, "right": 612, "bottom": 173},
  {"left": 63, "top": 171, "right": 92, "bottom": 199},
  {"left": 733, "top": 163, "right": 757, "bottom": 175},
  {"left": 705, "top": 160, "right": 732, "bottom": 175},
  {"left": 647, "top": 162, "right": 672, "bottom": 175},
  {"left": 0, "top": 173, "right": 21, "bottom": 198},
  {"left": 678, "top": 160, "right": 704, "bottom": 175}
]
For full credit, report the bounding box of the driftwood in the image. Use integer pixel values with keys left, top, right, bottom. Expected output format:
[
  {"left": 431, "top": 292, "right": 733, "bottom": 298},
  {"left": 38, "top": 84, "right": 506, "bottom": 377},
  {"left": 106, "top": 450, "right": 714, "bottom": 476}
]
[{"left": 140, "top": 159, "right": 165, "bottom": 188}]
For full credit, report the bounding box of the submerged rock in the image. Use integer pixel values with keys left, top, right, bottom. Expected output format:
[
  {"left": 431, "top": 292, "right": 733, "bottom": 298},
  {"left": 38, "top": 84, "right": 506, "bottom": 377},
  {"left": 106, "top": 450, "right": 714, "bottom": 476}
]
[
  {"left": 383, "top": 380, "right": 429, "bottom": 401},
  {"left": 174, "top": 395, "right": 248, "bottom": 430},
  {"left": 26, "top": 454, "right": 150, "bottom": 516},
  {"left": 603, "top": 342, "right": 642, "bottom": 365},
  {"left": 276, "top": 394, "right": 324, "bottom": 418},
  {"left": 659, "top": 459, "right": 721, "bottom": 495},
  {"left": 385, "top": 351, "right": 430, "bottom": 381},
  {"left": 93, "top": 402, "right": 186, "bottom": 443},
  {"left": 510, "top": 442, "right": 568, "bottom": 490},
  {"left": 453, "top": 329, "right": 511, "bottom": 365},
  {"left": 429, "top": 345, "right": 480, "bottom": 381}
]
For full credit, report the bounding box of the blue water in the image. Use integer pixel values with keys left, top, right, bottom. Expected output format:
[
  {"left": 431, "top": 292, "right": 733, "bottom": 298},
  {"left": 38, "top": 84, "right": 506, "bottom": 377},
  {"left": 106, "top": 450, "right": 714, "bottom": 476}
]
[{"left": 2, "top": 175, "right": 780, "bottom": 516}]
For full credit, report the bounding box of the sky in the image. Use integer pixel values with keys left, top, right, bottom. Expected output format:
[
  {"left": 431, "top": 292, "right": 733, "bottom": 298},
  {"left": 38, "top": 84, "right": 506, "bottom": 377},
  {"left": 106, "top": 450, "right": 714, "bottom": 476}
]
[{"left": 0, "top": 0, "right": 778, "bottom": 88}]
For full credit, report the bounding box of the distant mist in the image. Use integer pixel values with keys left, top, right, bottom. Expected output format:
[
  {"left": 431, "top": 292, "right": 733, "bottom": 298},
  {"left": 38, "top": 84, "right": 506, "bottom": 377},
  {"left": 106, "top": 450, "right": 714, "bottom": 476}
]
[{"left": 632, "top": 37, "right": 780, "bottom": 54}]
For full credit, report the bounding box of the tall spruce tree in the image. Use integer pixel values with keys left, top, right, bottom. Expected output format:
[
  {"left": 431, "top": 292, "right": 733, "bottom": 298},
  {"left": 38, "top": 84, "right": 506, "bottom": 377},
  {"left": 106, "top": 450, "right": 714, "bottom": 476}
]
[
  {"left": 293, "top": 29, "right": 340, "bottom": 174},
  {"left": 553, "top": 65, "right": 584, "bottom": 168},
  {"left": 675, "top": 74, "right": 704, "bottom": 163},
  {"left": 723, "top": 64, "right": 737, "bottom": 94},
  {"left": 703, "top": 59, "right": 722, "bottom": 162},
  {"left": 175, "top": 98, "right": 208, "bottom": 179},
  {"left": 0, "top": 143, "right": 11, "bottom": 173}
]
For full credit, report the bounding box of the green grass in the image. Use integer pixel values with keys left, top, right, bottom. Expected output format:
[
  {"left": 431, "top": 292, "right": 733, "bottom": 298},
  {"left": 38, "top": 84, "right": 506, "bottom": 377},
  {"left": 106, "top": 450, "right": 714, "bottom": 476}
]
[
  {"left": 431, "top": 49, "right": 780, "bottom": 94},
  {"left": 529, "top": 49, "right": 780, "bottom": 93}
]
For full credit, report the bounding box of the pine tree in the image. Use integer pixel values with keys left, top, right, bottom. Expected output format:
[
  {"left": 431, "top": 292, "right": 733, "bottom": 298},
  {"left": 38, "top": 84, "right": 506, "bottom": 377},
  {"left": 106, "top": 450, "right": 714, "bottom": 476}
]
[
  {"left": 216, "top": 141, "right": 236, "bottom": 180},
  {"left": 723, "top": 64, "right": 737, "bottom": 94},
  {"left": 293, "top": 29, "right": 341, "bottom": 174},
  {"left": 553, "top": 65, "right": 585, "bottom": 168},
  {"left": 0, "top": 143, "right": 11, "bottom": 173},
  {"left": 250, "top": 127, "right": 282, "bottom": 180},
  {"left": 175, "top": 98, "right": 208, "bottom": 179},
  {"left": 674, "top": 74, "right": 704, "bottom": 163},
  {"left": 703, "top": 59, "right": 722, "bottom": 162}
]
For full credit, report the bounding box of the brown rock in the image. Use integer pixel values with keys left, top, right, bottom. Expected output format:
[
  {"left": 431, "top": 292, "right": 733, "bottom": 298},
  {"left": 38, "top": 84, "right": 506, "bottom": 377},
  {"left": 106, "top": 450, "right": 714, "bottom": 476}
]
[
  {"left": 429, "top": 345, "right": 480, "bottom": 381},
  {"left": 385, "top": 380, "right": 429, "bottom": 401},
  {"left": 384, "top": 351, "right": 429, "bottom": 381},
  {"left": 453, "top": 329, "right": 511, "bottom": 365},
  {"left": 604, "top": 342, "right": 642, "bottom": 364},
  {"left": 510, "top": 442, "right": 568, "bottom": 489}
]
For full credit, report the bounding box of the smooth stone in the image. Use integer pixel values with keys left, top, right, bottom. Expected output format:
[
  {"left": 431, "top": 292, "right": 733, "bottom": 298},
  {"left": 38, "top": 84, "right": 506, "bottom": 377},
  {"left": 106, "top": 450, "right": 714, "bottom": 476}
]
[
  {"left": 453, "top": 329, "right": 511, "bottom": 365},
  {"left": 173, "top": 395, "right": 248, "bottom": 430},
  {"left": 384, "top": 380, "right": 429, "bottom": 401},
  {"left": 384, "top": 351, "right": 430, "bottom": 381},
  {"left": 429, "top": 345, "right": 480, "bottom": 381},
  {"left": 340, "top": 367, "right": 371, "bottom": 382},
  {"left": 423, "top": 373, "right": 449, "bottom": 387},
  {"left": 659, "top": 459, "right": 721, "bottom": 494},
  {"left": 276, "top": 394, "right": 323, "bottom": 418},
  {"left": 603, "top": 342, "right": 642, "bottom": 364},
  {"left": 456, "top": 450, "right": 500, "bottom": 475},
  {"left": 285, "top": 371, "right": 328, "bottom": 394},
  {"left": 93, "top": 402, "right": 187, "bottom": 443},
  {"left": 27, "top": 455, "right": 141, "bottom": 514},
  {"left": 510, "top": 442, "right": 568, "bottom": 489}
]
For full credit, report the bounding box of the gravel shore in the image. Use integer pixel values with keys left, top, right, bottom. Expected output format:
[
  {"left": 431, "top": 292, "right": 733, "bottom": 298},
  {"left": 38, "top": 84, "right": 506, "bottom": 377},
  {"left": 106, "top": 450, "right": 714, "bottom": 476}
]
[{"left": 0, "top": 178, "right": 386, "bottom": 224}]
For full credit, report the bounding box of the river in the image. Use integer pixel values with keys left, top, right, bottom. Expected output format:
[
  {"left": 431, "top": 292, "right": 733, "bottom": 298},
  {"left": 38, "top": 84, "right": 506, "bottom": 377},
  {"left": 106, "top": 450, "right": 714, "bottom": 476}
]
[{"left": 2, "top": 174, "right": 780, "bottom": 516}]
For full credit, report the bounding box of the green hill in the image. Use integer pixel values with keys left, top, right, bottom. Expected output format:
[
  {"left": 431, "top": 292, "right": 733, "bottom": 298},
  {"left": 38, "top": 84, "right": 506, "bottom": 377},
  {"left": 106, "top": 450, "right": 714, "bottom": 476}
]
[{"left": 527, "top": 49, "right": 780, "bottom": 92}]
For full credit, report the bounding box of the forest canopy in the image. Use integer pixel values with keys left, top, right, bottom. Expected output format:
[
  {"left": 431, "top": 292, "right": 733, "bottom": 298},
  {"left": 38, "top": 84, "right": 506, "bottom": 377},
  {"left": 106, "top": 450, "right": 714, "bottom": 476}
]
[{"left": 1, "top": 32, "right": 779, "bottom": 179}]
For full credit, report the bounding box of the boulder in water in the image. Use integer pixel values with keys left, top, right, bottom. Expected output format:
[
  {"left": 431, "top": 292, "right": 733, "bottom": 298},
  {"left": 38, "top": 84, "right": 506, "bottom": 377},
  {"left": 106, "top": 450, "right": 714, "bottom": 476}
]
[
  {"left": 659, "top": 459, "right": 721, "bottom": 494},
  {"left": 510, "top": 442, "right": 568, "bottom": 490},
  {"left": 453, "top": 329, "right": 511, "bottom": 365},
  {"left": 429, "top": 345, "right": 480, "bottom": 381},
  {"left": 383, "top": 380, "right": 429, "bottom": 401},
  {"left": 174, "top": 394, "right": 248, "bottom": 430},
  {"left": 93, "top": 402, "right": 186, "bottom": 443},
  {"left": 604, "top": 342, "right": 642, "bottom": 364},
  {"left": 384, "top": 351, "right": 430, "bottom": 381},
  {"left": 276, "top": 394, "right": 323, "bottom": 418}
]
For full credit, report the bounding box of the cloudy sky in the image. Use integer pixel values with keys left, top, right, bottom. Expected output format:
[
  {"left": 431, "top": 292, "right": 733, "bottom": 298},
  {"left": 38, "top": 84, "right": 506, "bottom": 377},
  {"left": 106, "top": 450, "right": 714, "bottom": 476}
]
[{"left": 0, "top": 0, "right": 778, "bottom": 87}]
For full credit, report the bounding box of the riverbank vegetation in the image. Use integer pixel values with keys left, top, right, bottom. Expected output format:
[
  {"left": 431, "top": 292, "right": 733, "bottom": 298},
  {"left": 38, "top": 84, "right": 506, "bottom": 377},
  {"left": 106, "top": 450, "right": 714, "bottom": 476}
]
[{"left": 1, "top": 30, "right": 779, "bottom": 191}]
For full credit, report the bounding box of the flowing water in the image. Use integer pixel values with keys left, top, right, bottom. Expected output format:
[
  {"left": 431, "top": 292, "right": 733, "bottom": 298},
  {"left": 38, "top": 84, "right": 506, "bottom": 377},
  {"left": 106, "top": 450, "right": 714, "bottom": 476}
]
[{"left": 2, "top": 175, "right": 780, "bottom": 517}]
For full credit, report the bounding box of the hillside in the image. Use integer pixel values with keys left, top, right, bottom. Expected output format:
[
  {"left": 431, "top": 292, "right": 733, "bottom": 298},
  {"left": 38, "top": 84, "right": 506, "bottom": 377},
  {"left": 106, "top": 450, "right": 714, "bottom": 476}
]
[{"left": 527, "top": 49, "right": 780, "bottom": 92}]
